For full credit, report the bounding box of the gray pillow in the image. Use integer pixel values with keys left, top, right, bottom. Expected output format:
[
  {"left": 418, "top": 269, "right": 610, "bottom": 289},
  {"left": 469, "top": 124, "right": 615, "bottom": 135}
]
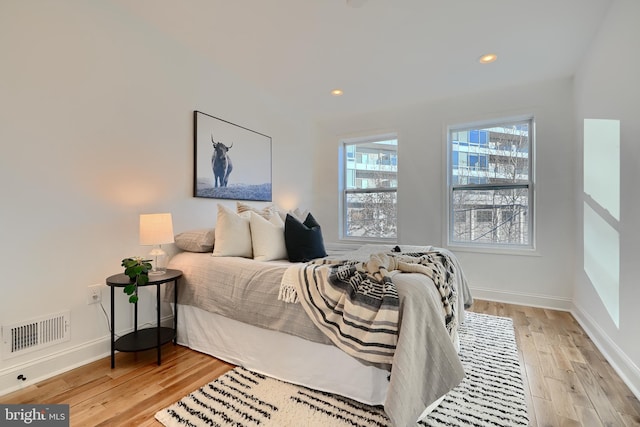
[{"left": 174, "top": 228, "right": 215, "bottom": 253}]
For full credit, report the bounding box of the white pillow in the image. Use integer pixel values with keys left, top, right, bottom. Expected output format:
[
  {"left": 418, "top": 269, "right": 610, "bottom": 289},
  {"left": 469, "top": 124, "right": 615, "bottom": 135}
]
[
  {"left": 249, "top": 211, "right": 288, "bottom": 261},
  {"left": 213, "top": 204, "right": 253, "bottom": 258}
]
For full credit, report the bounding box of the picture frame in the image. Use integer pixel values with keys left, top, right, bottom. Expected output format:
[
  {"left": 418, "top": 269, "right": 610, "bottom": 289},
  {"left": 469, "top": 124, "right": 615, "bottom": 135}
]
[{"left": 193, "top": 111, "right": 272, "bottom": 201}]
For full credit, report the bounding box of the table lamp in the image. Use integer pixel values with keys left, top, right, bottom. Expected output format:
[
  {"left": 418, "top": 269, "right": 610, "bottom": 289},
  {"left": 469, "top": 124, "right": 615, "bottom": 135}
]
[{"left": 139, "top": 213, "right": 174, "bottom": 275}]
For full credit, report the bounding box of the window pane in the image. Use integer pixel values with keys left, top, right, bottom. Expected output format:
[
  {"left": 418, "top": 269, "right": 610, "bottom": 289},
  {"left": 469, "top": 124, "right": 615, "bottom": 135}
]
[
  {"left": 451, "top": 124, "right": 529, "bottom": 186},
  {"left": 346, "top": 140, "right": 398, "bottom": 190},
  {"left": 452, "top": 188, "right": 529, "bottom": 245},
  {"left": 346, "top": 191, "right": 397, "bottom": 238}
]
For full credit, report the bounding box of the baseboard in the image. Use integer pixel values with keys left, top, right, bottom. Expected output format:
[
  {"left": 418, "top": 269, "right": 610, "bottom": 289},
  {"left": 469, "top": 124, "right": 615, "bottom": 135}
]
[
  {"left": 0, "top": 335, "right": 111, "bottom": 396},
  {"left": 470, "top": 286, "right": 573, "bottom": 311},
  {"left": 571, "top": 301, "right": 640, "bottom": 400},
  {"left": 0, "top": 314, "right": 174, "bottom": 397}
]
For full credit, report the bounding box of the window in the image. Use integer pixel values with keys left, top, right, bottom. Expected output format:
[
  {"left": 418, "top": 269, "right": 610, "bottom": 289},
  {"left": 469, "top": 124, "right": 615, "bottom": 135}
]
[
  {"left": 341, "top": 135, "right": 398, "bottom": 240},
  {"left": 448, "top": 118, "right": 533, "bottom": 248}
]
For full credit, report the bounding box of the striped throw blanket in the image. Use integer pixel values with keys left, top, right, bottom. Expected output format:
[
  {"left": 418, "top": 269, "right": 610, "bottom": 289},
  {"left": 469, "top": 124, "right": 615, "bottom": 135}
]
[{"left": 279, "top": 251, "right": 458, "bottom": 366}]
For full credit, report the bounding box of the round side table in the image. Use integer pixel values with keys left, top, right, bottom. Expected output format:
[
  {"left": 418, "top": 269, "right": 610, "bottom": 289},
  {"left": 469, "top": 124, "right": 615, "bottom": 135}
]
[{"left": 106, "top": 269, "right": 182, "bottom": 368}]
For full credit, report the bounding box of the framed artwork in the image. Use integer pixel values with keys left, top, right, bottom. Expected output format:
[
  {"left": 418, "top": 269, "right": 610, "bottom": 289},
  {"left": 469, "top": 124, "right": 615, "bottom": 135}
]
[{"left": 193, "top": 110, "right": 272, "bottom": 201}]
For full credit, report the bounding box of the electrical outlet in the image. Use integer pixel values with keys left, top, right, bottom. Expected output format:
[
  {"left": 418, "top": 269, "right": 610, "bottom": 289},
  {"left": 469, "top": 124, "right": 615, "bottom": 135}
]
[{"left": 87, "top": 284, "right": 102, "bottom": 305}]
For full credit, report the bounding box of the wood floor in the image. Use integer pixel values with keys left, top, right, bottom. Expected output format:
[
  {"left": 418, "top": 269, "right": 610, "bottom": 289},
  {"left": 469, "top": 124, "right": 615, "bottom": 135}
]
[
  {"left": 2, "top": 300, "right": 640, "bottom": 426},
  {"left": 468, "top": 301, "right": 640, "bottom": 427}
]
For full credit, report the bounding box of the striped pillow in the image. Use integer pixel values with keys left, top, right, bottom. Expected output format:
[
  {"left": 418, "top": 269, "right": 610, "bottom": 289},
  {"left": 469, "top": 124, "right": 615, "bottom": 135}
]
[
  {"left": 174, "top": 228, "right": 215, "bottom": 253},
  {"left": 236, "top": 201, "right": 275, "bottom": 219}
]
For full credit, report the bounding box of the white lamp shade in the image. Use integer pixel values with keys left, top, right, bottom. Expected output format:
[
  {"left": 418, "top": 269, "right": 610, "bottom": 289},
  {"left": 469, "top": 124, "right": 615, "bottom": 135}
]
[{"left": 139, "top": 213, "right": 175, "bottom": 245}]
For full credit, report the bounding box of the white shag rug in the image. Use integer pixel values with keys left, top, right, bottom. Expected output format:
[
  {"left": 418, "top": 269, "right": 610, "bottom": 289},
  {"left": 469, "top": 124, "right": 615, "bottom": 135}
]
[{"left": 155, "top": 311, "right": 529, "bottom": 426}]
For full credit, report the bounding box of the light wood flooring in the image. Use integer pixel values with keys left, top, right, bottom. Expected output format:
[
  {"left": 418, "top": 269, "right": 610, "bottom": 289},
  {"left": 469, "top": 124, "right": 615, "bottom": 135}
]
[
  {"left": 468, "top": 300, "right": 640, "bottom": 426},
  {"left": 2, "top": 300, "right": 640, "bottom": 426}
]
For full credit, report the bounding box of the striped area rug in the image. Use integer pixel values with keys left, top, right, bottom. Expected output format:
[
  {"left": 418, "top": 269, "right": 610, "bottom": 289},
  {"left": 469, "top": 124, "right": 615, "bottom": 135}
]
[{"left": 155, "top": 312, "right": 529, "bottom": 426}]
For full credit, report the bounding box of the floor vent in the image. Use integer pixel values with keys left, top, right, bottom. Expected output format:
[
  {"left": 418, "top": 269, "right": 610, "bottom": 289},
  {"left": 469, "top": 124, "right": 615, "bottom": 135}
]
[{"left": 2, "top": 311, "right": 70, "bottom": 359}]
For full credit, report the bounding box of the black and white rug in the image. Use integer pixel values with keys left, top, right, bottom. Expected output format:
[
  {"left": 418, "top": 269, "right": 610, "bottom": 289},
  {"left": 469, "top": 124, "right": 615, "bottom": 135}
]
[{"left": 155, "top": 312, "right": 529, "bottom": 426}]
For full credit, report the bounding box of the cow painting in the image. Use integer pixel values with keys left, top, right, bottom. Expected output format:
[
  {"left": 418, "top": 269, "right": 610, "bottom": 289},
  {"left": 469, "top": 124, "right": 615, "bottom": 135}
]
[{"left": 211, "top": 136, "right": 233, "bottom": 187}]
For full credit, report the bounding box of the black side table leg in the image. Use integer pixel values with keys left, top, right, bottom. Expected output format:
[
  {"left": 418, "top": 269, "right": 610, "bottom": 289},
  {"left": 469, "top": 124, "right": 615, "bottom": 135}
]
[
  {"left": 157, "top": 282, "right": 161, "bottom": 365},
  {"left": 110, "top": 284, "right": 115, "bottom": 369},
  {"left": 173, "top": 278, "right": 178, "bottom": 344}
]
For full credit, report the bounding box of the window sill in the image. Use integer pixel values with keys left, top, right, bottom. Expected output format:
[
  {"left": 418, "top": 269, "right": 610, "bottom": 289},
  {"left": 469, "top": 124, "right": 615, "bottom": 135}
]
[
  {"left": 445, "top": 242, "right": 541, "bottom": 257},
  {"left": 338, "top": 237, "right": 397, "bottom": 244}
]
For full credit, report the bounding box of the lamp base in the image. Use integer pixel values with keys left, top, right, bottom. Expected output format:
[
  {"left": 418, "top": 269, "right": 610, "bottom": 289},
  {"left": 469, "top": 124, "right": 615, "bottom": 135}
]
[
  {"left": 148, "top": 246, "right": 168, "bottom": 276},
  {"left": 149, "top": 269, "right": 167, "bottom": 276}
]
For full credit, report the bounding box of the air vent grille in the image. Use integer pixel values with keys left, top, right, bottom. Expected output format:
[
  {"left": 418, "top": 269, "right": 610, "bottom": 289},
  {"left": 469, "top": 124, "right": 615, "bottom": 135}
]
[{"left": 2, "top": 311, "right": 70, "bottom": 359}]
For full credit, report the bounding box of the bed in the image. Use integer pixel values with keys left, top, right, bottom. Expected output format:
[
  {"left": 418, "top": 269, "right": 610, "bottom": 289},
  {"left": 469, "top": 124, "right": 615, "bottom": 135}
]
[{"left": 165, "top": 239, "right": 472, "bottom": 426}]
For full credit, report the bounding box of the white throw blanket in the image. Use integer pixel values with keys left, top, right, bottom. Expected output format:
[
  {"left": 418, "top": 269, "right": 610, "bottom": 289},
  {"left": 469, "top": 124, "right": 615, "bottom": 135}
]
[
  {"left": 279, "top": 251, "right": 459, "bottom": 366},
  {"left": 279, "top": 249, "right": 465, "bottom": 426}
]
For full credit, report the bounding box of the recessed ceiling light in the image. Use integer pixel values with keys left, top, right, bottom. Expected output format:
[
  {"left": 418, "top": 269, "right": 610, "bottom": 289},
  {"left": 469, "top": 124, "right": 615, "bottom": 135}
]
[
  {"left": 479, "top": 53, "right": 498, "bottom": 64},
  {"left": 331, "top": 89, "right": 344, "bottom": 96}
]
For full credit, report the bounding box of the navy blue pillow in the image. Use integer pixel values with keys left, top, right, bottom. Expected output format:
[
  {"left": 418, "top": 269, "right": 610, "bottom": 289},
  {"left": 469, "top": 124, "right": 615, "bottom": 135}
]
[{"left": 284, "top": 213, "right": 328, "bottom": 262}]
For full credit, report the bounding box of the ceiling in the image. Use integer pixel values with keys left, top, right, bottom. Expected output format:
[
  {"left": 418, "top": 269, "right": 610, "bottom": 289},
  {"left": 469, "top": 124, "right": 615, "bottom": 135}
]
[{"left": 115, "top": 0, "right": 613, "bottom": 121}]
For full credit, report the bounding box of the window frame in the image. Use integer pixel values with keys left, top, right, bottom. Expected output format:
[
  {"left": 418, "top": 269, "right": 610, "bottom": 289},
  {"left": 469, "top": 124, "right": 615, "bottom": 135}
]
[
  {"left": 446, "top": 116, "right": 536, "bottom": 252},
  {"left": 339, "top": 133, "right": 398, "bottom": 242}
]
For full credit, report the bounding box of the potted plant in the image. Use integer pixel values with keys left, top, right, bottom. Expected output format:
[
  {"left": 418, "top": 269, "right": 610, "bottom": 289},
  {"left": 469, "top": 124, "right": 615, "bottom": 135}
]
[{"left": 121, "top": 257, "right": 152, "bottom": 303}]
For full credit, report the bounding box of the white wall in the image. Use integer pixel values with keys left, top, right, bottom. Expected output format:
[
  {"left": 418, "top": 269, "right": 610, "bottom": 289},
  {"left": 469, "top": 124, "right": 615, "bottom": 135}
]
[
  {"left": 0, "top": 0, "right": 313, "bottom": 394},
  {"left": 573, "top": 0, "right": 640, "bottom": 397},
  {"left": 313, "top": 78, "right": 576, "bottom": 309}
]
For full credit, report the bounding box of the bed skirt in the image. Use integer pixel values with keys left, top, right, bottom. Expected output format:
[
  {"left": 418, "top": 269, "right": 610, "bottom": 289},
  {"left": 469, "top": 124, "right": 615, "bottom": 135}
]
[
  {"left": 175, "top": 304, "right": 390, "bottom": 405},
  {"left": 174, "top": 304, "right": 455, "bottom": 421}
]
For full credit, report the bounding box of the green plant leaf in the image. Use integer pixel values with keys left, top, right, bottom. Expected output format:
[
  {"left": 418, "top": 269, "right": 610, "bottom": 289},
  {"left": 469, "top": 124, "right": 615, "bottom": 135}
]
[
  {"left": 122, "top": 258, "right": 136, "bottom": 268},
  {"left": 124, "top": 266, "right": 137, "bottom": 277},
  {"left": 128, "top": 295, "right": 138, "bottom": 304},
  {"left": 137, "top": 274, "right": 149, "bottom": 286},
  {"left": 123, "top": 284, "right": 136, "bottom": 295}
]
